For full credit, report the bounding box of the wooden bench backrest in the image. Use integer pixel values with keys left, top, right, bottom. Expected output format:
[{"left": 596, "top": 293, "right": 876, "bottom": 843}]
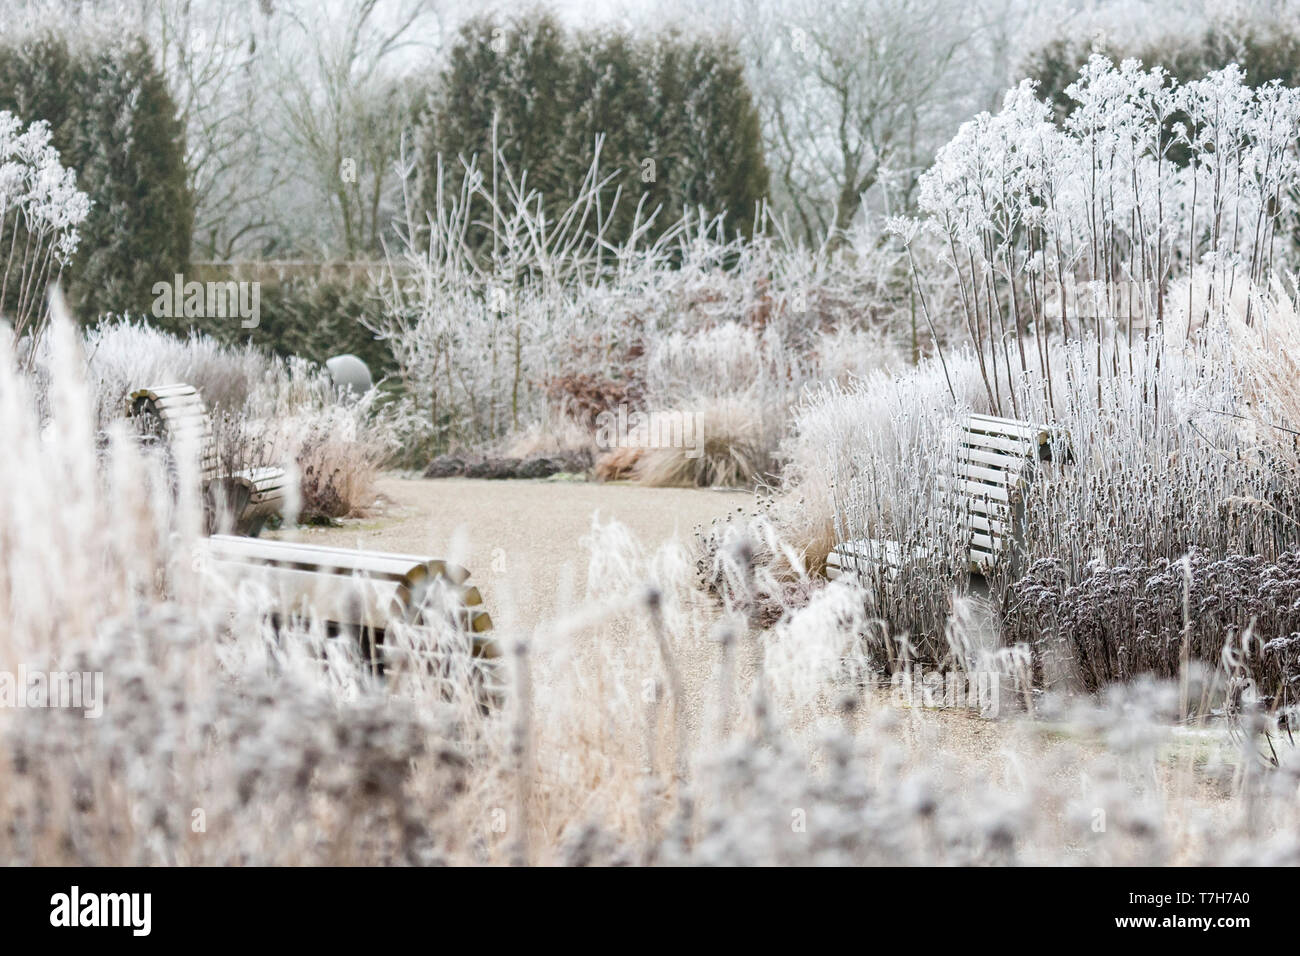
[
  {"left": 126, "top": 384, "right": 219, "bottom": 485},
  {"left": 955, "top": 413, "right": 1054, "bottom": 571}
]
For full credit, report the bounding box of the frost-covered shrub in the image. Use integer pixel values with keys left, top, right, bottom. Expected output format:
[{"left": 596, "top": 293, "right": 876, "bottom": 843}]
[
  {"left": 272, "top": 396, "right": 397, "bottom": 520},
  {"left": 0, "top": 109, "right": 88, "bottom": 341},
  {"left": 375, "top": 144, "right": 910, "bottom": 464},
  {"left": 0, "top": 29, "right": 192, "bottom": 320},
  {"left": 419, "top": 12, "right": 769, "bottom": 250},
  {"left": 51, "top": 318, "right": 397, "bottom": 520},
  {"left": 791, "top": 313, "right": 1299, "bottom": 661},
  {"left": 897, "top": 57, "right": 1300, "bottom": 417},
  {"left": 235, "top": 273, "right": 395, "bottom": 379},
  {"left": 632, "top": 395, "right": 774, "bottom": 489},
  {"left": 80, "top": 318, "right": 278, "bottom": 428},
  {"left": 1024, "top": 6, "right": 1300, "bottom": 128},
  {"left": 1008, "top": 549, "right": 1300, "bottom": 707},
  {"left": 774, "top": 351, "right": 987, "bottom": 650}
]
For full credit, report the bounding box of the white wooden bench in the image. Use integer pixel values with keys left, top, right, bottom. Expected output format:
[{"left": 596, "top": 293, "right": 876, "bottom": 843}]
[
  {"left": 126, "top": 384, "right": 219, "bottom": 486},
  {"left": 826, "top": 414, "right": 1059, "bottom": 581},
  {"left": 198, "top": 535, "right": 501, "bottom": 703},
  {"left": 126, "top": 384, "right": 286, "bottom": 536},
  {"left": 130, "top": 386, "right": 502, "bottom": 705}
]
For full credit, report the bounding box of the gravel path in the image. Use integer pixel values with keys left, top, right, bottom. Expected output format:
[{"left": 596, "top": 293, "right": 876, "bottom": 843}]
[
  {"left": 274, "top": 475, "right": 996, "bottom": 742},
  {"left": 275, "top": 474, "right": 752, "bottom": 635}
]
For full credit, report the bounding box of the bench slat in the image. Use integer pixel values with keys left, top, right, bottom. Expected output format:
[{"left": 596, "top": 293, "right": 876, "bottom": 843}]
[
  {"left": 960, "top": 431, "right": 1036, "bottom": 456},
  {"left": 957, "top": 445, "right": 1028, "bottom": 470},
  {"left": 163, "top": 422, "right": 212, "bottom": 440},
  {"left": 955, "top": 478, "right": 1012, "bottom": 503},
  {"left": 956, "top": 460, "right": 1024, "bottom": 487},
  {"left": 206, "top": 560, "right": 404, "bottom": 629},
  {"left": 970, "top": 531, "right": 1007, "bottom": 552},
  {"left": 827, "top": 538, "right": 931, "bottom": 580},
  {"left": 229, "top": 467, "right": 286, "bottom": 499},
  {"left": 236, "top": 466, "right": 285, "bottom": 482},
  {"left": 153, "top": 395, "right": 207, "bottom": 414},
  {"left": 967, "top": 414, "right": 1049, "bottom": 442},
  {"left": 137, "top": 383, "right": 200, "bottom": 398},
  {"left": 128, "top": 385, "right": 219, "bottom": 488},
  {"left": 966, "top": 513, "right": 1010, "bottom": 536},
  {"left": 960, "top": 494, "right": 1013, "bottom": 518},
  {"left": 936, "top": 474, "right": 1014, "bottom": 510},
  {"left": 203, "top": 535, "right": 471, "bottom": 586}
]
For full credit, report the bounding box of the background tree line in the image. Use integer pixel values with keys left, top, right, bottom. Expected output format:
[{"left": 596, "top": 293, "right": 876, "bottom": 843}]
[
  {"left": 1, "top": 0, "right": 1297, "bottom": 339},
  {"left": 421, "top": 11, "right": 769, "bottom": 251},
  {"left": 0, "top": 2, "right": 768, "bottom": 326}
]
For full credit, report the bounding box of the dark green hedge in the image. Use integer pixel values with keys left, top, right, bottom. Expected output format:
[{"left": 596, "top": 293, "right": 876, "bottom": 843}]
[
  {"left": 1024, "top": 14, "right": 1300, "bottom": 124},
  {"left": 418, "top": 12, "right": 769, "bottom": 252},
  {"left": 245, "top": 275, "right": 395, "bottom": 377}
]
